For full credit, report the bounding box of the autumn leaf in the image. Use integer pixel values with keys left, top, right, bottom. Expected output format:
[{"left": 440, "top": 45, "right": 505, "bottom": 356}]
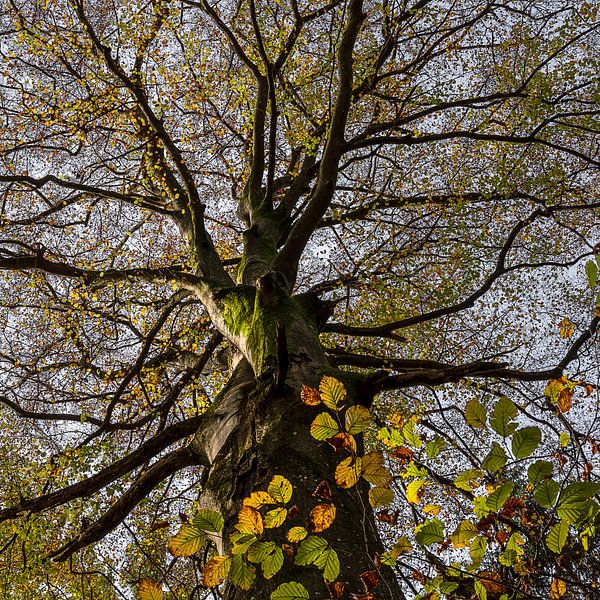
[
  {"left": 550, "top": 579, "right": 567, "bottom": 599},
  {"left": 369, "top": 486, "right": 394, "bottom": 508},
  {"left": 558, "top": 317, "right": 575, "bottom": 338},
  {"left": 309, "top": 502, "right": 336, "bottom": 532},
  {"left": 312, "top": 480, "right": 333, "bottom": 500},
  {"left": 301, "top": 384, "right": 321, "bottom": 406},
  {"left": 243, "top": 491, "right": 276, "bottom": 509},
  {"left": 327, "top": 432, "right": 357, "bottom": 454},
  {"left": 335, "top": 456, "right": 362, "bottom": 488},
  {"left": 264, "top": 507, "right": 288, "bottom": 529},
  {"left": 360, "top": 569, "right": 379, "bottom": 591},
  {"left": 406, "top": 479, "right": 426, "bottom": 504},
  {"left": 268, "top": 475, "right": 293, "bottom": 504},
  {"left": 327, "top": 581, "right": 346, "bottom": 599},
  {"left": 167, "top": 525, "right": 204, "bottom": 557},
  {"left": 319, "top": 376, "right": 347, "bottom": 411},
  {"left": 362, "top": 451, "right": 391, "bottom": 486},
  {"left": 138, "top": 579, "right": 163, "bottom": 600},
  {"left": 345, "top": 405, "right": 371, "bottom": 434},
  {"left": 286, "top": 526, "right": 308, "bottom": 543},
  {"left": 270, "top": 581, "right": 309, "bottom": 600},
  {"left": 202, "top": 555, "right": 231, "bottom": 587},
  {"left": 311, "top": 413, "right": 340, "bottom": 440},
  {"left": 235, "top": 506, "right": 264, "bottom": 535}
]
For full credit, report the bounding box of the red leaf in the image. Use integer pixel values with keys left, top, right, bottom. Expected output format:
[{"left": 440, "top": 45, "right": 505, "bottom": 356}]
[{"left": 327, "top": 581, "right": 346, "bottom": 599}]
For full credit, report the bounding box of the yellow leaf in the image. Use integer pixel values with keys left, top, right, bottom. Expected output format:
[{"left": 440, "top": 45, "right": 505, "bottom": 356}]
[
  {"left": 268, "top": 475, "right": 293, "bottom": 504},
  {"left": 319, "top": 376, "right": 347, "bottom": 411},
  {"left": 423, "top": 504, "right": 441, "bottom": 516},
  {"left": 550, "top": 578, "right": 567, "bottom": 600},
  {"left": 167, "top": 525, "right": 205, "bottom": 557},
  {"left": 310, "top": 412, "right": 340, "bottom": 440},
  {"left": 335, "top": 456, "right": 362, "bottom": 489},
  {"left": 138, "top": 579, "right": 163, "bottom": 600},
  {"left": 202, "top": 555, "right": 231, "bottom": 588},
  {"left": 301, "top": 384, "right": 321, "bottom": 406},
  {"left": 235, "top": 506, "right": 264, "bottom": 535},
  {"left": 406, "top": 480, "right": 426, "bottom": 504},
  {"left": 264, "top": 507, "right": 287, "bottom": 529},
  {"left": 287, "top": 526, "right": 308, "bottom": 543},
  {"left": 558, "top": 318, "right": 575, "bottom": 338},
  {"left": 309, "top": 503, "right": 336, "bottom": 533},
  {"left": 243, "top": 490, "right": 276, "bottom": 509}
]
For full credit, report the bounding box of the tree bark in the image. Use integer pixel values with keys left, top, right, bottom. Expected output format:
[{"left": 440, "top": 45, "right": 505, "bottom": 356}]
[{"left": 191, "top": 291, "right": 404, "bottom": 599}]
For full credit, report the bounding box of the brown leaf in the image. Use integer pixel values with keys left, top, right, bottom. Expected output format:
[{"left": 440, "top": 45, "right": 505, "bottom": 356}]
[
  {"left": 478, "top": 571, "right": 506, "bottom": 594},
  {"left": 557, "top": 388, "right": 573, "bottom": 413},
  {"left": 412, "top": 570, "right": 427, "bottom": 585},
  {"left": 202, "top": 555, "right": 230, "bottom": 588},
  {"left": 376, "top": 509, "right": 399, "bottom": 526},
  {"left": 327, "top": 581, "right": 346, "bottom": 599},
  {"left": 313, "top": 480, "right": 333, "bottom": 500},
  {"left": 149, "top": 520, "right": 170, "bottom": 532},
  {"left": 582, "top": 462, "right": 593, "bottom": 481},
  {"left": 495, "top": 530, "right": 509, "bottom": 545},
  {"left": 301, "top": 384, "right": 321, "bottom": 406},
  {"left": 327, "top": 432, "right": 357, "bottom": 454},
  {"left": 499, "top": 497, "right": 524, "bottom": 519},
  {"left": 476, "top": 514, "right": 497, "bottom": 531},
  {"left": 360, "top": 569, "right": 379, "bottom": 591},
  {"left": 281, "top": 543, "right": 294, "bottom": 559},
  {"left": 309, "top": 503, "right": 337, "bottom": 533},
  {"left": 591, "top": 439, "right": 599, "bottom": 455},
  {"left": 558, "top": 318, "right": 575, "bottom": 339},
  {"left": 350, "top": 594, "right": 375, "bottom": 600},
  {"left": 391, "top": 446, "right": 414, "bottom": 462},
  {"left": 138, "top": 579, "right": 163, "bottom": 600}
]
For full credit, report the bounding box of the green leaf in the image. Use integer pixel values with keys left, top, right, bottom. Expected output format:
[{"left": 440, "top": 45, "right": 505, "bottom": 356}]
[
  {"left": 557, "top": 500, "right": 598, "bottom": 526},
  {"left": 534, "top": 479, "right": 560, "bottom": 508},
  {"left": 528, "top": 460, "right": 553, "bottom": 486},
  {"left": 247, "top": 541, "right": 277, "bottom": 564},
  {"left": 415, "top": 519, "right": 444, "bottom": 546},
  {"left": 511, "top": 427, "right": 542, "bottom": 459},
  {"left": 270, "top": 582, "right": 310, "bottom": 600},
  {"left": 230, "top": 554, "right": 256, "bottom": 590},
  {"left": 310, "top": 413, "right": 340, "bottom": 440},
  {"left": 546, "top": 520, "right": 569, "bottom": 554},
  {"left": 345, "top": 405, "right": 371, "bottom": 434},
  {"left": 586, "top": 259, "right": 598, "bottom": 289},
  {"left": 402, "top": 419, "right": 422, "bottom": 448},
  {"left": 192, "top": 508, "right": 224, "bottom": 533},
  {"left": 264, "top": 507, "right": 287, "bottom": 529},
  {"left": 481, "top": 442, "right": 507, "bottom": 472},
  {"left": 262, "top": 547, "right": 284, "bottom": 579},
  {"left": 465, "top": 399, "right": 487, "bottom": 429},
  {"left": 425, "top": 435, "right": 445, "bottom": 458},
  {"left": 268, "top": 475, "right": 293, "bottom": 504},
  {"left": 295, "top": 536, "right": 328, "bottom": 566},
  {"left": 470, "top": 536, "right": 488, "bottom": 564},
  {"left": 559, "top": 482, "right": 600, "bottom": 504},
  {"left": 486, "top": 482, "right": 514, "bottom": 512},
  {"left": 489, "top": 397, "right": 517, "bottom": 437},
  {"left": 449, "top": 520, "right": 478, "bottom": 547},
  {"left": 454, "top": 469, "right": 484, "bottom": 491},
  {"left": 314, "top": 547, "right": 340, "bottom": 582},
  {"left": 231, "top": 533, "right": 258, "bottom": 555},
  {"left": 369, "top": 486, "right": 394, "bottom": 508}
]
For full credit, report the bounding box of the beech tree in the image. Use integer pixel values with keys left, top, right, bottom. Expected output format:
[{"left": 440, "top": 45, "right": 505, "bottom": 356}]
[{"left": 0, "top": 0, "right": 599, "bottom": 598}]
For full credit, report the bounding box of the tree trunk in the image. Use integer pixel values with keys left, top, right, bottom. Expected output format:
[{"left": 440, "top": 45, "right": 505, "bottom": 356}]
[{"left": 191, "top": 291, "right": 404, "bottom": 599}]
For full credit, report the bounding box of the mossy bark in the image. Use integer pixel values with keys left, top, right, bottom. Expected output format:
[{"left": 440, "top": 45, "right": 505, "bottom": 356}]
[{"left": 192, "top": 289, "right": 404, "bottom": 600}]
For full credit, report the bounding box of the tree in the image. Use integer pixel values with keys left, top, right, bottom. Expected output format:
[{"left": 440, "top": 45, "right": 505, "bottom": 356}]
[{"left": 0, "top": 0, "right": 599, "bottom": 598}]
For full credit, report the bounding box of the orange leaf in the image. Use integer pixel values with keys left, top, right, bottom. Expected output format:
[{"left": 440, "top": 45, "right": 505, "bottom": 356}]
[
  {"left": 309, "top": 503, "right": 336, "bottom": 533},
  {"left": 335, "top": 456, "right": 361, "bottom": 489},
  {"left": 235, "top": 506, "right": 263, "bottom": 535},
  {"left": 558, "top": 318, "right": 575, "bottom": 338},
  {"left": 557, "top": 388, "right": 573, "bottom": 413},
  {"left": 301, "top": 384, "right": 321, "bottom": 406},
  {"left": 551, "top": 579, "right": 567, "bottom": 599},
  {"left": 202, "top": 555, "right": 230, "bottom": 588},
  {"left": 138, "top": 579, "right": 163, "bottom": 600}
]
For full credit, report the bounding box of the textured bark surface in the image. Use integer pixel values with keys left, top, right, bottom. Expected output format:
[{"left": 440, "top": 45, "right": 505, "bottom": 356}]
[{"left": 192, "top": 305, "right": 404, "bottom": 599}]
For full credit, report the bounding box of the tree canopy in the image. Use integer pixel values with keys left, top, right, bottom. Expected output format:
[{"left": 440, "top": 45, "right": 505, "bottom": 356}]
[{"left": 0, "top": 0, "right": 599, "bottom": 598}]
